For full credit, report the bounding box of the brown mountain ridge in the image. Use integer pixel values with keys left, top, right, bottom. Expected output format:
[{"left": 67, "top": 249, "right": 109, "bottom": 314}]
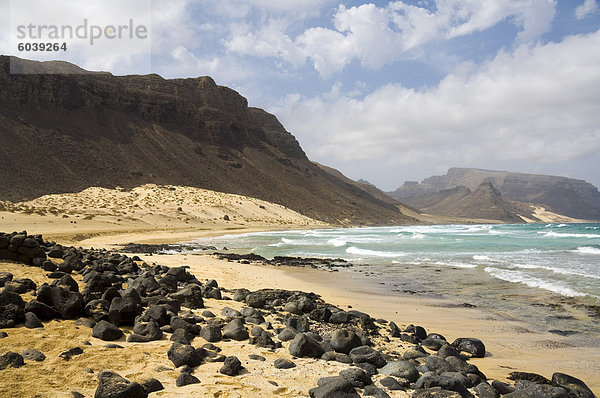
[{"left": 0, "top": 56, "right": 416, "bottom": 226}]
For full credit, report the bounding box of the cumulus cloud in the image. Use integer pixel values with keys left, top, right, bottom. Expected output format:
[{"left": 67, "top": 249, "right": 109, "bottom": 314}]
[
  {"left": 272, "top": 30, "right": 600, "bottom": 174},
  {"left": 575, "top": 0, "right": 599, "bottom": 19},
  {"left": 224, "top": 0, "right": 557, "bottom": 76}
]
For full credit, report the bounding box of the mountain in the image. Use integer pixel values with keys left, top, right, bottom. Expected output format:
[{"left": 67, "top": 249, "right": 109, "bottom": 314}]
[
  {"left": 412, "top": 183, "right": 533, "bottom": 223},
  {"left": 0, "top": 56, "right": 417, "bottom": 226},
  {"left": 390, "top": 168, "right": 600, "bottom": 221}
]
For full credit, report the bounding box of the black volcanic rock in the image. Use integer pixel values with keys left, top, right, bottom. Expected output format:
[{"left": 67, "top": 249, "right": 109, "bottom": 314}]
[{"left": 0, "top": 56, "right": 416, "bottom": 226}]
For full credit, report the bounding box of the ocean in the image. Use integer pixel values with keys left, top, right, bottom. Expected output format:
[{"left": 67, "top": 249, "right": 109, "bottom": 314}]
[{"left": 183, "top": 223, "right": 600, "bottom": 335}]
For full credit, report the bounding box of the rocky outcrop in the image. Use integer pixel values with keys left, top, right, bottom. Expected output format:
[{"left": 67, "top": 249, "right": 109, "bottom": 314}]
[
  {"left": 0, "top": 56, "right": 416, "bottom": 226},
  {"left": 390, "top": 168, "right": 600, "bottom": 220}
]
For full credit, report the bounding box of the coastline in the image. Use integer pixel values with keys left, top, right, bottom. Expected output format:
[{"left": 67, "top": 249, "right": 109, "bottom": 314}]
[{"left": 1, "top": 217, "right": 598, "bottom": 395}]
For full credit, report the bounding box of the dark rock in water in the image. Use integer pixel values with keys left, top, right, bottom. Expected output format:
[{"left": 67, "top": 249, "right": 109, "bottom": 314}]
[
  {"left": 200, "top": 324, "right": 222, "bottom": 342},
  {"left": 222, "top": 319, "right": 249, "bottom": 341},
  {"left": 492, "top": 380, "right": 516, "bottom": 395},
  {"left": 140, "top": 378, "right": 164, "bottom": 394},
  {"left": 339, "top": 367, "right": 372, "bottom": 387},
  {"left": 94, "top": 370, "right": 148, "bottom": 398},
  {"left": 176, "top": 373, "right": 201, "bottom": 387},
  {"left": 171, "top": 285, "right": 204, "bottom": 309},
  {"left": 167, "top": 343, "right": 205, "bottom": 368},
  {"left": 551, "top": 373, "right": 595, "bottom": 398},
  {"left": 363, "top": 385, "right": 391, "bottom": 398},
  {"left": 274, "top": 358, "right": 296, "bottom": 369},
  {"left": 92, "top": 320, "right": 124, "bottom": 341},
  {"left": 59, "top": 347, "right": 84, "bottom": 361},
  {"left": 329, "top": 329, "right": 363, "bottom": 354},
  {"left": 507, "top": 371, "right": 551, "bottom": 385},
  {"left": 475, "top": 381, "right": 499, "bottom": 398},
  {"left": 380, "top": 360, "right": 419, "bottom": 382},
  {"left": 329, "top": 310, "right": 351, "bottom": 324},
  {"left": 0, "top": 352, "right": 25, "bottom": 370},
  {"left": 170, "top": 328, "right": 194, "bottom": 345},
  {"left": 309, "top": 376, "right": 359, "bottom": 398},
  {"left": 24, "top": 311, "right": 44, "bottom": 328},
  {"left": 451, "top": 338, "right": 485, "bottom": 358},
  {"left": 278, "top": 327, "right": 297, "bottom": 341},
  {"left": 349, "top": 346, "right": 386, "bottom": 368},
  {"left": 380, "top": 376, "right": 405, "bottom": 391},
  {"left": 289, "top": 333, "right": 325, "bottom": 358},
  {"left": 425, "top": 356, "right": 455, "bottom": 375},
  {"left": 412, "top": 387, "right": 462, "bottom": 398},
  {"left": 505, "top": 380, "right": 569, "bottom": 398},
  {"left": 219, "top": 356, "right": 242, "bottom": 376}
]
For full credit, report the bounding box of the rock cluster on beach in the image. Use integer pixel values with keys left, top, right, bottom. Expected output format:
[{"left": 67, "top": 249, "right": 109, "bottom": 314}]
[{"left": 0, "top": 231, "right": 597, "bottom": 397}]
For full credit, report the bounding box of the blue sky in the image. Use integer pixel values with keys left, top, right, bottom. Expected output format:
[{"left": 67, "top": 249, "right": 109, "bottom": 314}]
[{"left": 2, "top": 0, "right": 600, "bottom": 190}]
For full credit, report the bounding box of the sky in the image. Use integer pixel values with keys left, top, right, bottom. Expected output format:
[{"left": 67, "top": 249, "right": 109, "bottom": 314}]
[{"left": 2, "top": 0, "right": 600, "bottom": 191}]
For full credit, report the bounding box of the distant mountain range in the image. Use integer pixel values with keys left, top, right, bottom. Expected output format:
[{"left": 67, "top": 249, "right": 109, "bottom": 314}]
[
  {"left": 390, "top": 168, "right": 600, "bottom": 221},
  {"left": 0, "top": 56, "right": 416, "bottom": 226}
]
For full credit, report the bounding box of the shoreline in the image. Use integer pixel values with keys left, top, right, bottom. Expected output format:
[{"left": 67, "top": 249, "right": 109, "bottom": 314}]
[{"left": 1, "top": 220, "right": 599, "bottom": 395}]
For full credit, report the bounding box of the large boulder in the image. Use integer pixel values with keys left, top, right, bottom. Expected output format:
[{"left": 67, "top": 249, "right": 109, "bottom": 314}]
[
  {"left": 309, "top": 376, "right": 359, "bottom": 398},
  {"left": 0, "top": 290, "right": 25, "bottom": 328},
  {"left": 167, "top": 343, "right": 205, "bottom": 368},
  {"left": 380, "top": 360, "right": 420, "bottom": 382},
  {"left": 219, "top": 356, "right": 243, "bottom": 376},
  {"left": 329, "top": 329, "right": 363, "bottom": 354},
  {"left": 92, "top": 320, "right": 124, "bottom": 341},
  {"left": 171, "top": 285, "right": 204, "bottom": 309},
  {"left": 551, "top": 373, "right": 595, "bottom": 398},
  {"left": 289, "top": 333, "right": 325, "bottom": 358},
  {"left": 349, "top": 346, "right": 386, "bottom": 368},
  {"left": 222, "top": 319, "right": 249, "bottom": 341},
  {"left": 94, "top": 371, "right": 147, "bottom": 398},
  {"left": 451, "top": 338, "right": 485, "bottom": 358},
  {"left": 108, "top": 294, "right": 142, "bottom": 326}
]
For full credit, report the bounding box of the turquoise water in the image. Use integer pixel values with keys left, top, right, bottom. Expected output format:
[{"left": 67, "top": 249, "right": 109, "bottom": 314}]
[{"left": 187, "top": 223, "right": 600, "bottom": 333}]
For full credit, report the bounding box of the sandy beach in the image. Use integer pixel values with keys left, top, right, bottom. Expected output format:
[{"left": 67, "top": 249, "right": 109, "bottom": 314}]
[{"left": 1, "top": 186, "right": 598, "bottom": 397}]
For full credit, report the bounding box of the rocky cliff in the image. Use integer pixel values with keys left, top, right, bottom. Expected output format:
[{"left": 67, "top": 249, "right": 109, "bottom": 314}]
[
  {"left": 0, "top": 56, "right": 416, "bottom": 225},
  {"left": 390, "top": 168, "right": 600, "bottom": 220}
]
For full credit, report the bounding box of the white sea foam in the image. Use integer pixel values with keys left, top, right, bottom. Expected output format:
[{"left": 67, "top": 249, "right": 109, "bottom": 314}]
[
  {"left": 484, "top": 267, "right": 586, "bottom": 297},
  {"left": 327, "top": 238, "right": 347, "bottom": 247},
  {"left": 434, "top": 261, "right": 478, "bottom": 269},
  {"left": 345, "top": 246, "right": 406, "bottom": 258},
  {"left": 473, "top": 255, "right": 491, "bottom": 261},
  {"left": 541, "top": 231, "right": 600, "bottom": 239},
  {"left": 575, "top": 246, "right": 600, "bottom": 255},
  {"left": 411, "top": 233, "right": 426, "bottom": 240}
]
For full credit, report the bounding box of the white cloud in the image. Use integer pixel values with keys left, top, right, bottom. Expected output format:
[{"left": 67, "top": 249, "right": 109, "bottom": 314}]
[
  {"left": 272, "top": 30, "right": 600, "bottom": 172},
  {"left": 575, "top": 0, "right": 599, "bottom": 19},
  {"left": 224, "top": 0, "right": 557, "bottom": 76}
]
